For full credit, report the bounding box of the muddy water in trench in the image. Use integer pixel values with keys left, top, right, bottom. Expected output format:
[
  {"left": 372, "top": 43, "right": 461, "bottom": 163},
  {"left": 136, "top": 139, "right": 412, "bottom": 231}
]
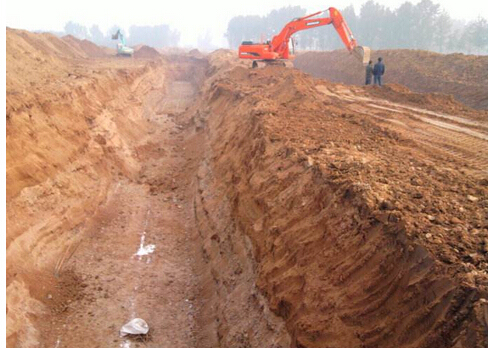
[{"left": 41, "top": 78, "right": 200, "bottom": 348}]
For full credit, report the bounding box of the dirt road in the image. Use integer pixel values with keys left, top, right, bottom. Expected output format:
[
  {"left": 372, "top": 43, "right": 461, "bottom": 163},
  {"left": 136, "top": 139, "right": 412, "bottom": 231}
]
[{"left": 315, "top": 83, "right": 488, "bottom": 178}]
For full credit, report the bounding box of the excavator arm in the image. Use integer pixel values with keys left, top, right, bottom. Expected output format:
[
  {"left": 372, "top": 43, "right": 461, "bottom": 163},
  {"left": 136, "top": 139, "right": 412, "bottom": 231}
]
[
  {"left": 112, "top": 29, "right": 127, "bottom": 46},
  {"left": 238, "top": 7, "right": 370, "bottom": 66},
  {"left": 269, "top": 12, "right": 333, "bottom": 59},
  {"left": 111, "top": 29, "right": 134, "bottom": 57}
]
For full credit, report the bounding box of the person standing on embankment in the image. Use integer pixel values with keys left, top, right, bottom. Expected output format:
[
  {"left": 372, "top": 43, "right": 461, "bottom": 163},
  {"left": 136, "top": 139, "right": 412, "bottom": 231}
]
[
  {"left": 373, "top": 57, "right": 385, "bottom": 86},
  {"left": 365, "top": 60, "right": 373, "bottom": 85}
]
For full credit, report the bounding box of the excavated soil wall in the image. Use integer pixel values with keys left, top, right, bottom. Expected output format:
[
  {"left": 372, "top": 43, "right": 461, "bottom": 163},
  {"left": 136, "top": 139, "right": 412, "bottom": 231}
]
[
  {"left": 6, "top": 29, "right": 167, "bottom": 346},
  {"left": 294, "top": 50, "right": 488, "bottom": 110},
  {"left": 170, "top": 52, "right": 293, "bottom": 348},
  {"left": 7, "top": 30, "right": 488, "bottom": 348},
  {"left": 187, "top": 60, "right": 488, "bottom": 348},
  {"left": 7, "top": 30, "right": 287, "bottom": 348}
]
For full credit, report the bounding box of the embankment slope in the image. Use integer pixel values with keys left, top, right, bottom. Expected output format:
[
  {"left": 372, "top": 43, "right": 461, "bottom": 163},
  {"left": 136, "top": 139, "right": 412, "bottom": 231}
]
[
  {"left": 192, "top": 54, "right": 488, "bottom": 347},
  {"left": 294, "top": 49, "right": 488, "bottom": 110},
  {"left": 6, "top": 28, "right": 165, "bottom": 347}
]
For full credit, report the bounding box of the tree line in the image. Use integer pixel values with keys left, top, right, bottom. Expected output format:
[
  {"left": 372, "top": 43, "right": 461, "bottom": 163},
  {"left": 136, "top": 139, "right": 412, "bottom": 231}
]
[
  {"left": 225, "top": 0, "right": 488, "bottom": 55},
  {"left": 58, "top": 22, "right": 180, "bottom": 48}
]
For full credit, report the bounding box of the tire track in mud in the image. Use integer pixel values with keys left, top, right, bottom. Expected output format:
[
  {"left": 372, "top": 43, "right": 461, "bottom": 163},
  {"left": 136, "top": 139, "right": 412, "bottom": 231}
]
[{"left": 316, "top": 84, "right": 488, "bottom": 178}]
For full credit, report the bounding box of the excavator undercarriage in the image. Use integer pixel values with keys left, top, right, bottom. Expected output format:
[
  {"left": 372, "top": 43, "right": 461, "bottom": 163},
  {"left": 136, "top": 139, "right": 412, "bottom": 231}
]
[{"left": 252, "top": 60, "right": 294, "bottom": 69}]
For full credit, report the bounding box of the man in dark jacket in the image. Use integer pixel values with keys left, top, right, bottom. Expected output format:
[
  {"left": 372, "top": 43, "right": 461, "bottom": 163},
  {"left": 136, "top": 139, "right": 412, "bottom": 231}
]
[
  {"left": 373, "top": 57, "right": 385, "bottom": 86},
  {"left": 365, "top": 60, "right": 373, "bottom": 85}
]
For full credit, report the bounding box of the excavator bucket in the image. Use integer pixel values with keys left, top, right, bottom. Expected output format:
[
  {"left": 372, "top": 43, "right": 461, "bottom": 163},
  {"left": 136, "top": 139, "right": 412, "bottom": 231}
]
[{"left": 352, "top": 46, "right": 371, "bottom": 66}]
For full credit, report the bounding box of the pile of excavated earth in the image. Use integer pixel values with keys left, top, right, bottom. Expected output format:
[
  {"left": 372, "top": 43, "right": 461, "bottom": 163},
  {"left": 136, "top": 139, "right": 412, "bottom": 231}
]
[
  {"left": 6, "top": 28, "right": 488, "bottom": 348},
  {"left": 133, "top": 45, "right": 161, "bottom": 59}
]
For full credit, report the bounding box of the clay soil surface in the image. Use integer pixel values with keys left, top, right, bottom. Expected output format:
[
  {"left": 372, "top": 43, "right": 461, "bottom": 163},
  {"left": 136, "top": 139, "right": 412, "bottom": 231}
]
[
  {"left": 6, "top": 30, "right": 488, "bottom": 348},
  {"left": 133, "top": 45, "right": 161, "bottom": 59},
  {"left": 40, "top": 77, "right": 201, "bottom": 348},
  {"left": 294, "top": 49, "right": 488, "bottom": 110}
]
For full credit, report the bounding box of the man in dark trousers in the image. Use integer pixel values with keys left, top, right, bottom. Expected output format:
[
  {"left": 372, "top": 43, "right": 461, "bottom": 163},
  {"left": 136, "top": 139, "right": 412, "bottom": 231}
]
[
  {"left": 373, "top": 57, "right": 385, "bottom": 86},
  {"left": 365, "top": 60, "right": 373, "bottom": 85}
]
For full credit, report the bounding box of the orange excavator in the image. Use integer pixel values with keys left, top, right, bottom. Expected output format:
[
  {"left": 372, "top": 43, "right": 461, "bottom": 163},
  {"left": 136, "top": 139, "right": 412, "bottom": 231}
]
[{"left": 239, "top": 7, "right": 370, "bottom": 68}]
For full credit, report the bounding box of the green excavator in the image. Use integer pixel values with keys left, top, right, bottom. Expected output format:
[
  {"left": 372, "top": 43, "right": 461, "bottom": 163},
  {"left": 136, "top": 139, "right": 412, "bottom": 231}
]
[{"left": 111, "top": 30, "right": 134, "bottom": 57}]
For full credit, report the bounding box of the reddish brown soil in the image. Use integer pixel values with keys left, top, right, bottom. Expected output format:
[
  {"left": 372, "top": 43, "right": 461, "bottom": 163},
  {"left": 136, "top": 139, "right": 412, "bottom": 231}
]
[
  {"left": 189, "top": 58, "right": 488, "bottom": 348},
  {"left": 6, "top": 30, "right": 488, "bottom": 348},
  {"left": 294, "top": 49, "right": 488, "bottom": 110},
  {"left": 6, "top": 28, "right": 170, "bottom": 347},
  {"left": 61, "top": 35, "right": 109, "bottom": 58},
  {"left": 134, "top": 45, "right": 161, "bottom": 59}
]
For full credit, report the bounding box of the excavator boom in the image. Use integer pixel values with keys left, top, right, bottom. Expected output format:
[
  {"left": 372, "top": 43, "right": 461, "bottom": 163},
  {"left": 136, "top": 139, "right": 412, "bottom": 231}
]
[{"left": 238, "top": 7, "right": 370, "bottom": 66}]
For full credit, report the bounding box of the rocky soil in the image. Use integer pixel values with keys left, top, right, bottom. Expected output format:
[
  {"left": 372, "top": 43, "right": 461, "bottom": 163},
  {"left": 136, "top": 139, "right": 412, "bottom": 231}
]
[{"left": 6, "top": 30, "right": 488, "bottom": 348}]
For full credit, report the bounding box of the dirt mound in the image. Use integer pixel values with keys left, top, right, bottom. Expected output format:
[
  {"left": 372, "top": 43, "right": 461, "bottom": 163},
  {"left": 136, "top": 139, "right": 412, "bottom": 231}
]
[
  {"left": 61, "top": 35, "right": 108, "bottom": 58},
  {"left": 294, "top": 49, "right": 488, "bottom": 110},
  {"left": 363, "top": 83, "right": 488, "bottom": 121},
  {"left": 6, "top": 29, "right": 108, "bottom": 61},
  {"left": 204, "top": 49, "right": 248, "bottom": 82},
  {"left": 79, "top": 39, "right": 108, "bottom": 58},
  {"left": 6, "top": 28, "right": 84, "bottom": 62},
  {"left": 189, "top": 61, "right": 488, "bottom": 347},
  {"left": 133, "top": 45, "right": 160, "bottom": 59},
  {"left": 188, "top": 48, "right": 205, "bottom": 58},
  {"left": 157, "top": 46, "right": 188, "bottom": 55}
]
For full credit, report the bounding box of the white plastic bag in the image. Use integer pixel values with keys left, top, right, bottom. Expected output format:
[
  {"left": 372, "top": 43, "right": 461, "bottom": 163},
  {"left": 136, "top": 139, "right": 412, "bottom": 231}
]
[{"left": 120, "top": 318, "right": 149, "bottom": 337}]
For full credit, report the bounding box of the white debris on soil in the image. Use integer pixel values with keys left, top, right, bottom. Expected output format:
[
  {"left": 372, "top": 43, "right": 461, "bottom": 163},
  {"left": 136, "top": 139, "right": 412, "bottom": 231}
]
[
  {"left": 135, "top": 243, "right": 156, "bottom": 256},
  {"left": 134, "top": 209, "right": 156, "bottom": 257},
  {"left": 120, "top": 318, "right": 149, "bottom": 337},
  {"left": 120, "top": 340, "right": 131, "bottom": 348}
]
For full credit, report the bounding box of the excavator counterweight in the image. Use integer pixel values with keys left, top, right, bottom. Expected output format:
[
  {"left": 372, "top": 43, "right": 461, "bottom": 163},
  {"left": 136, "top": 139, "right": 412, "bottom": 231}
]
[{"left": 238, "top": 7, "right": 370, "bottom": 67}]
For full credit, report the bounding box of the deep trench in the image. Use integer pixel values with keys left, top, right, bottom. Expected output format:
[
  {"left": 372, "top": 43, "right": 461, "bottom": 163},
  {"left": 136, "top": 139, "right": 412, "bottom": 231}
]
[
  {"left": 8, "top": 54, "right": 487, "bottom": 348},
  {"left": 17, "top": 56, "right": 291, "bottom": 348}
]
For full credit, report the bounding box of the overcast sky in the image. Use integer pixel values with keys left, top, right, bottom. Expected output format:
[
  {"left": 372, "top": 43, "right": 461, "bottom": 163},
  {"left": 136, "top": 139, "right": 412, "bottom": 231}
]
[{"left": 6, "top": 0, "right": 488, "bottom": 47}]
